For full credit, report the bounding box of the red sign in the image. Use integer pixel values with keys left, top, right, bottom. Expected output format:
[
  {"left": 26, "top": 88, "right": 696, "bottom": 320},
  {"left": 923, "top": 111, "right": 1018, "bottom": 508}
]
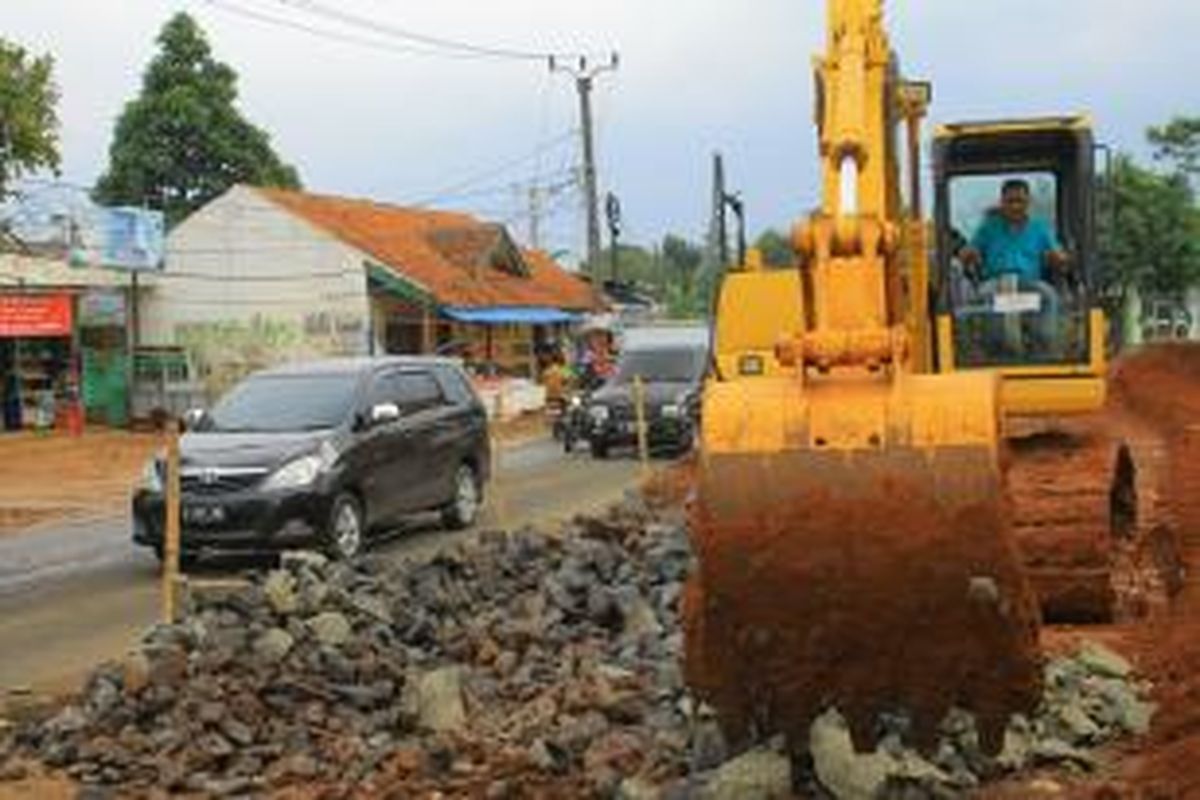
[{"left": 0, "top": 294, "right": 74, "bottom": 338}]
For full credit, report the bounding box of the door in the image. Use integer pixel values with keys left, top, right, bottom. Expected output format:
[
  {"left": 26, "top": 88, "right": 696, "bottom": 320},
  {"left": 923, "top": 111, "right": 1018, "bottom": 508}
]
[
  {"left": 355, "top": 369, "right": 419, "bottom": 524},
  {"left": 395, "top": 370, "right": 458, "bottom": 510}
]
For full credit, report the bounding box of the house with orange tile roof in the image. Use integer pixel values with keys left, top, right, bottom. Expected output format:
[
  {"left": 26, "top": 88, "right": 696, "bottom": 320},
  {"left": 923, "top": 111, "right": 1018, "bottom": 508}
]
[{"left": 139, "top": 185, "right": 600, "bottom": 398}]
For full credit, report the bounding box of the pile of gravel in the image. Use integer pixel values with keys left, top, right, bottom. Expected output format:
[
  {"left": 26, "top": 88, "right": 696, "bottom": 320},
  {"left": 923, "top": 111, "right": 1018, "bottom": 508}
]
[{"left": 0, "top": 496, "right": 1156, "bottom": 799}]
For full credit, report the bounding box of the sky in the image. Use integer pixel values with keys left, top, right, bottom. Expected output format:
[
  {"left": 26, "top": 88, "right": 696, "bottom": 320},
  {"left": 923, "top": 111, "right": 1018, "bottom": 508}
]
[{"left": 1, "top": 0, "right": 1196, "bottom": 266}]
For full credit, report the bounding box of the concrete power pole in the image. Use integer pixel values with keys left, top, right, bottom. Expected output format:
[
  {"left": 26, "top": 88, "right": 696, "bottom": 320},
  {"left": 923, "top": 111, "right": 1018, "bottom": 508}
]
[
  {"left": 551, "top": 53, "right": 618, "bottom": 275},
  {"left": 706, "top": 152, "right": 728, "bottom": 274}
]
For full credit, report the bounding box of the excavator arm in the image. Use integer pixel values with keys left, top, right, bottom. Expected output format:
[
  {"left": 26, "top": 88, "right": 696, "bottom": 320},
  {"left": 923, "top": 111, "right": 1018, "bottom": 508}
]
[{"left": 683, "top": 0, "right": 1043, "bottom": 755}]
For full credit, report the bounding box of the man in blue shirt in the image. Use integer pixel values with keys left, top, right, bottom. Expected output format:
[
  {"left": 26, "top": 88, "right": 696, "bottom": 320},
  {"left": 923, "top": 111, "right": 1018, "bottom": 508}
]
[{"left": 958, "top": 179, "right": 1071, "bottom": 355}]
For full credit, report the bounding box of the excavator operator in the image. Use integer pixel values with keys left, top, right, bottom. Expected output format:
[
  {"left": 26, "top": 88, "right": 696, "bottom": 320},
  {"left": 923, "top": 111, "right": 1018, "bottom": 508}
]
[{"left": 958, "top": 178, "right": 1072, "bottom": 354}]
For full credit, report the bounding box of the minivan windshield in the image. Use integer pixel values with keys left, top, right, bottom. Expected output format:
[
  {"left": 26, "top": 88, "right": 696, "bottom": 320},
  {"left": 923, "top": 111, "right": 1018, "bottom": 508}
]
[
  {"left": 207, "top": 374, "right": 358, "bottom": 433},
  {"left": 613, "top": 348, "right": 706, "bottom": 384}
]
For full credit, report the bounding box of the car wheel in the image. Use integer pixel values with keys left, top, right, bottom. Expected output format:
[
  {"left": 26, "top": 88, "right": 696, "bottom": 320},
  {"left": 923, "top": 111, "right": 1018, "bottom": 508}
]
[
  {"left": 442, "top": 463, "right": 481, "bottom": 530},
  {"left": 590, "top": 439, "right": 609, "bottom": 459},
  {"left": 326, "top": 493, "right": 365, "bottom": 560}
]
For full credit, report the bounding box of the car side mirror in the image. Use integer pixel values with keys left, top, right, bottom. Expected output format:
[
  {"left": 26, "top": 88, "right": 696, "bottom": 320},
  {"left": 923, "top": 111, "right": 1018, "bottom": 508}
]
[
  {"left": 369, "top": 402, "right": 401, "bottom": 426},
  {"left": 181, "top": 407, "right": 208, "bottom": 432}
]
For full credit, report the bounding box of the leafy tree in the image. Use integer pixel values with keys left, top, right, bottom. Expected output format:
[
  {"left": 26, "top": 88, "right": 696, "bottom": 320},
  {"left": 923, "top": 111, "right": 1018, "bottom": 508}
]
[
  {"left": 94, "top": 13, "right": 300, "bottom": 225},
  {"left": 753, "top": 228, "right": 794, "bottom": 269},
  {"left": 0, "top": 39, "right": 60, "bottom": 198},
  {"left": 1099, "top": 154, "right": 1200, "bottom": 304},
  {"left": 1148, "top": 116, "right": 1200, "bottom": 182}
]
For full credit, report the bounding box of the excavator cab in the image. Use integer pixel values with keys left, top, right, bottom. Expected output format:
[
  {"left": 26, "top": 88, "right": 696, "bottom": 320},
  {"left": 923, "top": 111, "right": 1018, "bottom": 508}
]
[{"left": 932, "top": 117, "right": 1108, "bottom": 416}]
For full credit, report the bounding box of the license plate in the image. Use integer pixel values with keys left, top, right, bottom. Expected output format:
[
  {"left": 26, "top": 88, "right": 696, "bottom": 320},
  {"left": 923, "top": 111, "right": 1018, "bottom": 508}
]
[{"left": 183, "top": 505, "right": 226, "bottom": 526}]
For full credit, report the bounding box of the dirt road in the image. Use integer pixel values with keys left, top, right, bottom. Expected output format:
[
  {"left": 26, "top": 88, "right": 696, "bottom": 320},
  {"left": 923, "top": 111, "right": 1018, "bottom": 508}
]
[{"left": 0, "top": 438, "right": 641, "bottom": 695}]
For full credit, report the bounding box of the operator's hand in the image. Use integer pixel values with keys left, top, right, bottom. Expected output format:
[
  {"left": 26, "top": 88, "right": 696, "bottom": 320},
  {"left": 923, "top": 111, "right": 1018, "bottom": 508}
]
[
  {"left": 1045, "top": 249, "right": 1072, "bottom": 275},
  {"left": 958, "top": 246, "right": 982, "bottom": 280}
]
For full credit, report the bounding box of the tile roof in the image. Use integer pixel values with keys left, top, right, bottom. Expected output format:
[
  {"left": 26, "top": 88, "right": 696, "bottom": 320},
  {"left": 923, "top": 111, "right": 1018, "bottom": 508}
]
[{"left": 255, "top": 187, "right": 598, "bottom": 311}]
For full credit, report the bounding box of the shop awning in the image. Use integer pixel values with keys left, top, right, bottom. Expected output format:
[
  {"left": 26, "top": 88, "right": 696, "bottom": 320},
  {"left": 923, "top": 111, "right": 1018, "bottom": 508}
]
[{"left": 441, "top": 306, "right": 581, "bottom": 325}]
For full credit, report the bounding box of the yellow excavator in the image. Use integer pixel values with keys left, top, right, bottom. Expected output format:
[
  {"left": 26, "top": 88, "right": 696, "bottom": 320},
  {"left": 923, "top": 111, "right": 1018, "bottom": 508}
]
[{"left": 684, "top": 0, "right": 1173, "bottom": 755}]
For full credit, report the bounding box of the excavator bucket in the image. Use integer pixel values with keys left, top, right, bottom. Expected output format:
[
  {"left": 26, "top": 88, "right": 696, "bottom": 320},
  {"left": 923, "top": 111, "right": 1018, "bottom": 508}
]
[{"left": 683, "top": 374, "right": 1044, "bottom": 755}]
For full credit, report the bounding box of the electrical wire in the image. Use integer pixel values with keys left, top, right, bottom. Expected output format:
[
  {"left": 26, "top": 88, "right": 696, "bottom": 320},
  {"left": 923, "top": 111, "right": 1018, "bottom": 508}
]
[
  {"left": 407, "top": 129, "right": 577, "bottom": 207},
  {"left": 201, "top": 0, "right": 494, "bottom": 61},
  {"left": 269, "top": 0, "right": 570, "bottom": 62}
]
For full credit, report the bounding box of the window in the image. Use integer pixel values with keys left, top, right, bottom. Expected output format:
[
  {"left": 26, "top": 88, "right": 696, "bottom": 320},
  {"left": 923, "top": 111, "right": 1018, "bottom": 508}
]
[
  {"left": 365, "top": 370, "right": 406, "bottom": 408},
  {"left": 944, "top": 172, "right": 1089, "bottom": 368},
  {"left": 396, "top": 372, "right": 444, "bottom": 413}
]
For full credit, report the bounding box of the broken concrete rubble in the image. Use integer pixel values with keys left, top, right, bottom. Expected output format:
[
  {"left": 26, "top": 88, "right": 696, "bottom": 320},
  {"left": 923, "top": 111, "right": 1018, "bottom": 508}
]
[{"left": 0, "top": 498, "right": 1157, "bottom": 798}]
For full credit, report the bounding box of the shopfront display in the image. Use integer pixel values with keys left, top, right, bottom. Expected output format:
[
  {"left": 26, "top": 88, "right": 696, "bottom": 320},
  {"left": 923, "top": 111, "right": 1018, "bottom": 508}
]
[{"left": 0, "top": 293, "right": 76, "bottom": 431}]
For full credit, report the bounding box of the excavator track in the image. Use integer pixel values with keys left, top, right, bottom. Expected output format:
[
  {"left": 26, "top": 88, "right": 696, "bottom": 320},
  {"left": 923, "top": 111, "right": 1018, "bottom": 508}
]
[{"left": 1008, "top": 411, "right": 1182, "bottom": 624}]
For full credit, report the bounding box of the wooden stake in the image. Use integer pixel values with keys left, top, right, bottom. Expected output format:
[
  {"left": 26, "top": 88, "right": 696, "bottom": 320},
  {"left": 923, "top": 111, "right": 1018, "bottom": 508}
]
[
  {"left": 161, "top": 418, "right": 182, "bottom": 624},
  {"left": 633, "top": 375, "right": 650, "bottom": 478},
  {"left": 490, "top": 390, "right": 508, "bottom": 528}
]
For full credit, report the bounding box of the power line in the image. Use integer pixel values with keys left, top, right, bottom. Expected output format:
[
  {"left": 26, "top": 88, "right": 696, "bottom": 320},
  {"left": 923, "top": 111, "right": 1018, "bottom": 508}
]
[
  {"left": 407, "top": 129, "right": 578, "bottom": 207},
  {"left": 201, "top": 0, "right": 494, "bottom": 62},
  {"left": 270, "top": 0, "right": 574, "bottom": 62}
]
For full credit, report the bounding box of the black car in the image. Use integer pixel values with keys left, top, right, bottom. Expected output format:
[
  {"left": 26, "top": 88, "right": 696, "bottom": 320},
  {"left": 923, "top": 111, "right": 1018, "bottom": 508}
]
[
  {"left": 586, "top": 344, "right": 707, "bottom": 459},
  {"left": 132, "top": 357, "right": 490, "bottom": 563}
]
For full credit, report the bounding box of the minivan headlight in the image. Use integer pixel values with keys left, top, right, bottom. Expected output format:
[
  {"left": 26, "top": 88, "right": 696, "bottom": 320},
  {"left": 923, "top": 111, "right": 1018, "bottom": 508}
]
[{"left": 261, "top": 455, "right": 324, "bottom": 491}]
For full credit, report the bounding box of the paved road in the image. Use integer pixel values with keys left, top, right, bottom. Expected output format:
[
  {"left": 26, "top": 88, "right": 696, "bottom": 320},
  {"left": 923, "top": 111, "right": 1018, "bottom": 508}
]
[{"left": 0, "top": 438, "right": 640, "bottom": 694}]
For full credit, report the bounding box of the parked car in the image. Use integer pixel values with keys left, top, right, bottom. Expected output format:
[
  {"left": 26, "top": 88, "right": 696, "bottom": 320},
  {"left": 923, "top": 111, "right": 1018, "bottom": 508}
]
[
  {"left": 132, "top": 357, "right": 490, "bottom": 563},
  {"left": 585, "top": 342, "right": 708, "bottom": 459}
]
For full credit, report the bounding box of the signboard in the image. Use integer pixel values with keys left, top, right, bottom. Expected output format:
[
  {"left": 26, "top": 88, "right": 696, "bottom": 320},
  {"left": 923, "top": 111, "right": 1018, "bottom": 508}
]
[
  {"left": 0, "top": 294, "right": 74, "bottom": 338},
  {"left": 68, "top": 206, "right": 165, "bottom": 272},
  {"left": 79, "top": 290, "right": 127, "bottom": 327},
  {"left": 2, "top": 185, "right": 165, "bottom": 271}
]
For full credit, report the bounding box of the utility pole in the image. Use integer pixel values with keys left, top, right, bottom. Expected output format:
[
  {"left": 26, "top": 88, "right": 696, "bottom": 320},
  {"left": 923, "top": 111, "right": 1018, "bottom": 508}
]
[
  {"left": 705, "top": 152, "right": 728, "bottom": 273},
  {"left": 521, "top": 183, "right": 542, "bottom": 250},
  {"left": 605, "top": 191, "right": 622, "bottom": 282},
  {"left": 724, "top": 192, "right": 746, "bottom": 268},
  {"left": 550, "top": 53, "right": 619, "bottom": 276}
]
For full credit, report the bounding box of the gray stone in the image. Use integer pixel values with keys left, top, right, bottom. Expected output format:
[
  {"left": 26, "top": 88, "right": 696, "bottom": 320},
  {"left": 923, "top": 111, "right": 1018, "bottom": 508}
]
[
  {"left": 621, "top": 596, "right": 663, "bottom": 638},
  {"left": 808, "top": 710, "right": 892, "bottom": 798},
  {"left": 702, "top": 748, "right": 792, "bottom": 800},
  {"left": 281, "top": 550, "right": 329, "bottom": 572},
  {"left": 528, "top": 738, "right": 558, "bottom": 772},
  {"left": 1114, "top": 695, "right": 1157, "bottom": 736},
  {"left": 120, "top": 652, "right": 152, "bottom": 696},
  {"left": 263, "top": 571, "right": 300, "bottom": 616},
  {"left": 307, "top": 612, "right": 352, "bottom": 647},
  {"left": 1077, "top": 641, "right": 1133, "bottom": 679},
  {"left": 691, "top": 720, "right": 728, "bottom": 771},
  {"left": 808, "top": 709, "right": 955, "bottom": 799},
  {"left": 253, "top": 628, "right": 294, "bottom": 664},
  {"left": 405, "top": 667, "right": 466, "bottom": 733},
  {"left": 1030, "top": 738, "right": 1099, "bottom": 771},
  {"left": 1056, "top": 701, "right": 1102, "bottom": 744},
  {"left": 619, "top": 777, "right": 662, "bottom": 800}
]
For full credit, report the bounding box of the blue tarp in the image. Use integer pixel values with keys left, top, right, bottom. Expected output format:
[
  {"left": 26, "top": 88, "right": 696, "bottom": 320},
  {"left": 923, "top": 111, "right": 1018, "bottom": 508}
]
[{"left": 441, "top": 307, "right": 580, "bottom": 325}]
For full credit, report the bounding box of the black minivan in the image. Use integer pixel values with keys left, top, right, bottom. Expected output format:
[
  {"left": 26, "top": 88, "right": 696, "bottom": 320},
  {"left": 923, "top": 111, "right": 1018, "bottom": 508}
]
[{"left": 133, "top": 357, "right": 490, "bottom": 563}]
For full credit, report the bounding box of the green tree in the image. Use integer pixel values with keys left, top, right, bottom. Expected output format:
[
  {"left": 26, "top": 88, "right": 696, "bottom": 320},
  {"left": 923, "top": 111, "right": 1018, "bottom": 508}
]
[
  {"left": 753, "top": 228, "right": 793, "bottom": 269},
  {"left": 1099, "top": 154, "right": 1200, "bottom": 304},
  {"left": 660, "top": 234, "right": 707, "bottom": 317},
  {"left": 94, "top": 13, "right": 300, "bottom": 225},
  {"left": 1148, "top": 116, "right": 1200, "bottom": 182},
  {"left": 0, "top": 39, "right": 60, "bottom": 198}
]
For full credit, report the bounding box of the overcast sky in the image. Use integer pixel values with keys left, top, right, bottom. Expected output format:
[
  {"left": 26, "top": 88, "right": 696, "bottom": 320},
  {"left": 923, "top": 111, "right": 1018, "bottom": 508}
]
[{"left": 1, "top": 0, "right": 1196, "bottom": 264}]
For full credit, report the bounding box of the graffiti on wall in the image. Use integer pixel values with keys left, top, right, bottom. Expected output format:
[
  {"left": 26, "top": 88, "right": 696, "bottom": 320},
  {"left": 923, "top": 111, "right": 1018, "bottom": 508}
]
[{"left": 177, "top": 312, "right": 367, "bottom": 400}]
